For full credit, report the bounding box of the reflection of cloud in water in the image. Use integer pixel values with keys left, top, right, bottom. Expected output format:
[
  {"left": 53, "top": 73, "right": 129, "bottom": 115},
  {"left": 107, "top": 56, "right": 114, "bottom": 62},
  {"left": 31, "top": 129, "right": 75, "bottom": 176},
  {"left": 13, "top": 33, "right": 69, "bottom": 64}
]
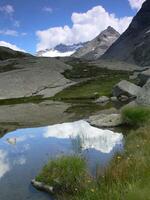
[
  {"left": 13, "top": 156, "right": 26, "bottom": 165},
  {"left": 0, "top": 149, "right": 27, "bottom": 179},
  {"left": 44, "top": 120, "right": 123, "bottom": 153},
  {"left": 0, "top": 150, "right": 10, "bottom": 179}
]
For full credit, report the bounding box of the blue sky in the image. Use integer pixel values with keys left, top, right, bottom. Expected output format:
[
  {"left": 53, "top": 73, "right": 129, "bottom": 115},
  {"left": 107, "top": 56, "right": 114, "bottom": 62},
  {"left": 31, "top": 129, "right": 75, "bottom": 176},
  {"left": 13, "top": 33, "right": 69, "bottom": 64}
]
[{"left": 0, "top": 0, "right": 145, "bottom": 53}]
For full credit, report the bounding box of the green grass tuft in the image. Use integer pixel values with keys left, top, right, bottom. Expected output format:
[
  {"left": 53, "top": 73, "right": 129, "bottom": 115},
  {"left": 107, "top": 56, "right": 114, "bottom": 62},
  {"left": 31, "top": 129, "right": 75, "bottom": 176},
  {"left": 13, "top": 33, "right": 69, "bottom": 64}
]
[
  {"left": 36, "top": 156, "right": 91, "bottom": 195},
  {"left": 122, "top": 106, "right": 150, "bottom": 127}
]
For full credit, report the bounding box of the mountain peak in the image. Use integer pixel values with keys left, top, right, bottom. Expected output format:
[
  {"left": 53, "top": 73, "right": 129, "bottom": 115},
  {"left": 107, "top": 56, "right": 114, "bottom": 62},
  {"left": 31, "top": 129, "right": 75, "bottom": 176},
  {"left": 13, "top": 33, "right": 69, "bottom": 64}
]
[
  {"left": 72, "top": 27, "right": 120, "bottom": 60},
  {"left": 107, "top": 26, "right": 116, "bottom": 31}
]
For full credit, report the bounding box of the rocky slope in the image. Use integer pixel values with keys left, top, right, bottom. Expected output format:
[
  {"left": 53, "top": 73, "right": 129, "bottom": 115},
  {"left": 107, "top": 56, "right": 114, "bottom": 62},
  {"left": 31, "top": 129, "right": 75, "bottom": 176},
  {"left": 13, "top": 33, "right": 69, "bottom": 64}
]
[
  {"left": 0, "top": 46, "right": 31, "bottom": 60},
  {"left": 102, "top": 0, "right": 150, "bottom": 67},
  {"left": 36, "top": 43, "right": 84, "bottom": 57},
  {"left": 72, "top": 26, "right": 120, "bottom": 60}
]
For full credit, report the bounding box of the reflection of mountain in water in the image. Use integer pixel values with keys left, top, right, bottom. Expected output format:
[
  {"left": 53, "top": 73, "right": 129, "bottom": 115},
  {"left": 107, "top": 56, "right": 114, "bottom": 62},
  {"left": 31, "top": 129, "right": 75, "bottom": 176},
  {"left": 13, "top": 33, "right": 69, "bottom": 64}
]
[{"left": 44, "top": 120, "right": 123, "bottom": 154}]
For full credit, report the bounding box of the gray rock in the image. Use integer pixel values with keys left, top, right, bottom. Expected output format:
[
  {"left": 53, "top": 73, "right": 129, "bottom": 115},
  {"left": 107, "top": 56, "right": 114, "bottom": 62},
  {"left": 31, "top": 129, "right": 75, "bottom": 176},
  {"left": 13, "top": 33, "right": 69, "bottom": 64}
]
[
  {"left": 129, "top": 72, "right": 139, "bottom": 80},
  {"left": 31, "top": 179, "right": 53, "bottom": 194},
  {"left": 110, "top": 96, "right": 118, "bottom": 102},
  {"left": 73, "top": 26, "right": 120, "bottom": 60},
  {"left": 138, "top": 69, "right": 150, "bottom": 86},
  {"left": 118, "top": 95, "right": 129, "bottom": 102},
  {"left": 137, "top": 79, "right": 150, "bottom": 105},
  {"left": 94, "top": 96, "right": 109, "bottom": 104},
  {"left": 113, "top": 80, "right": 141, "bottom": 100},
  {"left": 88, "top": 113, "right": 123, "bottom": 127},
  {"left": 0, "top": 57, "right": 74, "bottom": 99},
  {"left": 120, "top": 101, "right": 138, "bottom": 111}
]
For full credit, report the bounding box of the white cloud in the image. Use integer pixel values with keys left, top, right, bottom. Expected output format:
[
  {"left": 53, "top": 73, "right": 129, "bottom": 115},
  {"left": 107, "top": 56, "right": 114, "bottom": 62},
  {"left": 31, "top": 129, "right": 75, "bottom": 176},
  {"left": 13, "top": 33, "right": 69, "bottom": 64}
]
[
  {"left": 0, "top": 4, "right": 14, "bottom": 15},
  {"left": 0, "top": 29, "right": 18, "bottom": 36},
  {"left": 0, "top": 41, "right": 26, "bottom": 52},
  {"left": 36, "top": 5, "right": 132, "bottom": 51},
  {"left": 43, "top": 6, "right": 53, "bottom": 13},
  {"left": 128, "top": 0, "right": 145, "bottom": 10}
]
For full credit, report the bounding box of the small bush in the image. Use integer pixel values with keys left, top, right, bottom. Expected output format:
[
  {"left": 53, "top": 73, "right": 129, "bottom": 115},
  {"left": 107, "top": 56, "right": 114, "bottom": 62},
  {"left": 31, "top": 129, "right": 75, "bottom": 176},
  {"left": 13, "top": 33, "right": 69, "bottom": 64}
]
[
  {"left": 36, "top": 156, "right": 91, "bottom": 194},
  {"left": 121, "top": 106, "right": 150, "bottom": 127}
]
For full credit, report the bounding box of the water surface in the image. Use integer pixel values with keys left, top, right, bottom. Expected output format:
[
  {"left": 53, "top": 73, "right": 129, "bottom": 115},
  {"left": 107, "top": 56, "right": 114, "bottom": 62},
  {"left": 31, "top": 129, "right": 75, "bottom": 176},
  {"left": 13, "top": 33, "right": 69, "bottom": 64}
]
[{"left": 0, "top": 120, "right": 123, "bottom": 200}]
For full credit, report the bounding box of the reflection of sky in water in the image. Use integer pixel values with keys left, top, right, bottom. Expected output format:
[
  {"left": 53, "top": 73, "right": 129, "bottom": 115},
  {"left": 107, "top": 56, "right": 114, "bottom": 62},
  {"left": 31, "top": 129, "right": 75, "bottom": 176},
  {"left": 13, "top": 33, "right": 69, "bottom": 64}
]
[{"left": 0, "top": 120, "right": 123, "bottom": 200}]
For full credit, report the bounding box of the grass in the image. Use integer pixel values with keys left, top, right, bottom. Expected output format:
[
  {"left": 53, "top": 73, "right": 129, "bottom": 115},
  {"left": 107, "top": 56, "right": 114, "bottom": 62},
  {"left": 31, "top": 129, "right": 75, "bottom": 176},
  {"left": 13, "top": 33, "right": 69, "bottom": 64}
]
[
  {"left": 65, "top": 101, "right": 112, "bottom": 119},
  {"left": 35, "top": 106, "right": 150, "bottom": 200},
  {"left": 53, "top": 71, "right": 130, "bottom": 100},
  {"left": 122, "top": 106, "right": 150, "bottom": 127},
  {"left": 0, "top": 95, "right": 43, "bottom": 105},
  {"left": 36, "top": 156, "right": 92, "bottom": 194}
]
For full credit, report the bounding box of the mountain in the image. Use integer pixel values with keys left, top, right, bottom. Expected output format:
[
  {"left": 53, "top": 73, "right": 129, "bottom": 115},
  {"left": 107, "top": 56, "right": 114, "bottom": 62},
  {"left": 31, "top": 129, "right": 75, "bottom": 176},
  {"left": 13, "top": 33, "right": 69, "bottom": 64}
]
[
  {"left": 0, "top": 46, "right": 31, "bottom": 60},
  {"left": 36, "top": 43, "right": 84, "bottom": 57},
  {"left": 72, "top": 26, "right": 120, "bottom": 60},
  {"left": 102, "top": 0, "right": 150, "bottom": 67}
]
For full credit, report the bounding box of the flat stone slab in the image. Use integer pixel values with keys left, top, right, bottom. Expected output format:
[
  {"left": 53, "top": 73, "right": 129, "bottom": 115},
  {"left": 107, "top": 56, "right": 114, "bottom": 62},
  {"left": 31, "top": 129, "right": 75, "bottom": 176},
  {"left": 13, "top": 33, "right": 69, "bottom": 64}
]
[
  {"left": 0, "top": 57, "right": 74, "bottom": 99},
  {"left": 88, "top": 113, "right": 123, "bottom": 128}
]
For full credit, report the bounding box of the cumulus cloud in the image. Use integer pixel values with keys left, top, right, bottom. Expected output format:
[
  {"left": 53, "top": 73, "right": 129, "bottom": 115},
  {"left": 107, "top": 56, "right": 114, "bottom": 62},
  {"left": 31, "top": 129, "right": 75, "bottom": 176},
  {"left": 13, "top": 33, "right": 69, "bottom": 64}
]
[
  {"left": 0, "top": 4, "right": 14, "bottom": 15},
  {"left": 128, "top": 0, "right": 145, "bottom": 10},
  {"left": 0, "top": 41, "right": 26, "bottom": 52},
  {"left": 36, "top": 5, "right": 132, "bottom": 51}
]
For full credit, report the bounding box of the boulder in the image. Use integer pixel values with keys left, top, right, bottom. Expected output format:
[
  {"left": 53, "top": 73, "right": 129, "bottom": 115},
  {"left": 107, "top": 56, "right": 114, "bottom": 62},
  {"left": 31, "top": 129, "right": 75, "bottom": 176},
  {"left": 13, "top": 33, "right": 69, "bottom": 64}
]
[
  {"left": 88, "top": 113, "right": 123, "bottom": 128},
  {"left": 136, "top": 79, "right": 150, "bottom": 105},
  {"left": 113, "top": 80, "right": 141, "bottom": 101},
  {"left": 138, "top": 69, "right": 150, "bottom": 86},
  {"left": 94, "top": 96, "right": 109, "bottom": 104}
]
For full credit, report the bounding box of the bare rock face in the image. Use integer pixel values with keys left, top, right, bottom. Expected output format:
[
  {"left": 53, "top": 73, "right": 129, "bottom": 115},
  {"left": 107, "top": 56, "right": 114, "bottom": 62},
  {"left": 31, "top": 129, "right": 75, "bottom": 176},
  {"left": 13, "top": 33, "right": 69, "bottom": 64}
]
[
  {"left": 72, "top": 26, "right": 120, "bottom": 60},
  {"left": 137, "top": 79, "right": 150, "bottom": 105},
  {"left": 102, "top": 0, "right": 150, "bottom": 67},
  {"left": 113, "top": 80, "right": 141, "bottom": 100},
  {"left": 0, "top": 57, "right": 73, "bottom": 99},
  {"left": 0, "top": 46, "right": 31, "bottom": 60}
]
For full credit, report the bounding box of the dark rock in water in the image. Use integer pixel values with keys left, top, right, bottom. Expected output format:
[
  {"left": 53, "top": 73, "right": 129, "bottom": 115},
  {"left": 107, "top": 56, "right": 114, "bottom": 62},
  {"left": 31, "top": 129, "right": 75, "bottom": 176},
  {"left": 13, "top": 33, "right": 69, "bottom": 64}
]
[
  {"left": 102, "top": 0, "right": 150, "bottom": 67},
  {"left": 72, "top": 26, "right": 120, "bottom": 60},
  {"left": 113, "top": 80, "right": 141, "bottom": 101},
  {"left": 31, "top": 179, "right": 54, "bottom": 194},
  {"left": 0, "top": 46, "right": 31, "bottom": 60}
]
